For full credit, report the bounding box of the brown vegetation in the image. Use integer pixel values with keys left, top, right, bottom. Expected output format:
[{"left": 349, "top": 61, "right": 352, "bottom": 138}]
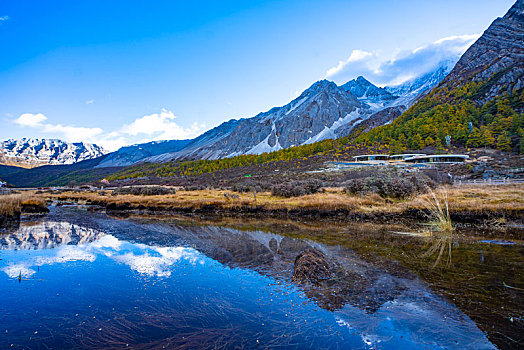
[
  {"left": 0, "top": 193, "right": 48, "bottom": 218},
  {"left": 40, "top": 184, "right": 524, "bottom": 223}
]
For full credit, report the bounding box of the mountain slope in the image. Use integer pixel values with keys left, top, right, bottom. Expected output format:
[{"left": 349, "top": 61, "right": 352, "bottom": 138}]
[
  {"left": 95, "top": 139, "right": 191, "bottom": 168},
  {"left": 142, "top": 119, "right": 243, "bottom": 163},
  {"left": 1, "top": 138, "right": 107, "bottom": 167},
  {"left": 442, "top": 0, "right": 524, "bottom": 101},
  {"left": 146, "top": 80, "right": 365, "bottom": 161},
  {"left": 355, "top": 0, "right": 524, "bottom": 152}
]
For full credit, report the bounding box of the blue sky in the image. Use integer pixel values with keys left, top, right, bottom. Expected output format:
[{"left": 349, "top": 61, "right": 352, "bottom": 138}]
[{"left": 0, "top": 0, "right": 515, "bottom": 151}]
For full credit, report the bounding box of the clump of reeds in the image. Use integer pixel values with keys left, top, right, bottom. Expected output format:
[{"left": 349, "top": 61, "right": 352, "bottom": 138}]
[
  {"left": 0, "top": 194, "right": 22, "bottom": 217},
  {"left": 424, "top": 188, "right": 453, "bottom": 233},
  {"left": 420, "top": 188, "right": 454, "bottom": 267}
]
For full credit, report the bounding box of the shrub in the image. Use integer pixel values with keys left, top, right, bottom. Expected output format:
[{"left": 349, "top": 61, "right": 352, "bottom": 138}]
[
  {"left": 344, "top": 172, "right": 434, "bottom": 199},
  {"left": 232, "top": 183, "right": 255, "bottom": 193},
  {"left": 112, "top": 186, "right": 176, "bottom": 196},
  {"left": 232, "top": 180, "right": 272, "bottom": 193},
  {"left": 271, "top": 179, "right": 323, "bottom": 198},
  {"left": 183, "top": 185, "right": 206, "bottom": 191}
]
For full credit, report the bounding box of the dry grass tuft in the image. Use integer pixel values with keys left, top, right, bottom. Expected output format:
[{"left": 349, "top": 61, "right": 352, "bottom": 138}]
[
  {"left": 422, "top": 188, "right": 453, "bottom": 233},
  {"left": 419, "top": 188, "right": 454, "bottom": 267},
  {"left": 0, "top": 193, "right": 48, "bottom": 217},
  {"left": 0, "top": 195, "right": 22, "bottom": 217}
]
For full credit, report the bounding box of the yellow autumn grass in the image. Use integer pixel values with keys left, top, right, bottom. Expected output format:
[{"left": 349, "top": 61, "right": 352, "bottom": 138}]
[
  {"left": 0, "top": 193, "right": 48, "bottom": 217},
  {"left": 38, "top": 184, "right": 524, "bottom": 216}
]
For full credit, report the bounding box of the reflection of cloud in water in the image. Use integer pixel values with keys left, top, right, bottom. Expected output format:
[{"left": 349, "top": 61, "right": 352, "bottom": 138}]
[
  {"left": 2, "top": 264, "right": 37, "bottom": 278},
  {"left": 35, "top": 245, "right": 97, "bottom": 265},
  {"left": 113, "top": 246, "right": 201, "bottom": 277},
  {"left": 1, "top": 227, "right": 202, "bottom": 278}
]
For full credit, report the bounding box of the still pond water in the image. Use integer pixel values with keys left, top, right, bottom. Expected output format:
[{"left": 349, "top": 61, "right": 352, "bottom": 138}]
[{"left": 0, "top": 206, "right": 521, "bottom": 349}]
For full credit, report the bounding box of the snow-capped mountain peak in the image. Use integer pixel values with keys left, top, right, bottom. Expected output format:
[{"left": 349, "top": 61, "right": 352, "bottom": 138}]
[
  {"left": 1, "top": 138, "right": 107, "bottom": 167},
  {"left": 340, "top": 76, "right": 398, "bottom": 111}
]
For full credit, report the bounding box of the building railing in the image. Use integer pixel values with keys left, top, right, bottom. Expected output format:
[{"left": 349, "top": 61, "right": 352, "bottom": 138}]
[
  {"left": 0, "top": 188, "right": 12, "bottom": 195},
  {"left": 454, "top": 178, "right": 524, "bottom": 186}
]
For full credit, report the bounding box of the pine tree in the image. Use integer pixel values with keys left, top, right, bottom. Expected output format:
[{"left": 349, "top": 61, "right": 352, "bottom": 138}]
[
  {"left": 424, "top": 136, "right": 435, "bottom": 147},
  {"left": 481, "top": 127, "right": 495, "bottom": 147},
  {"left": 436, "top": 137, "right": 445, "bottom": 153},
  {"left": 466, "top": 128, "right": 482, "bottom": 148},
  {"left": 496, "top": 132, "right": 512, "bottom": 152},
  {"left": 412, "top": 134, "right": 424, "bottom": 150}
]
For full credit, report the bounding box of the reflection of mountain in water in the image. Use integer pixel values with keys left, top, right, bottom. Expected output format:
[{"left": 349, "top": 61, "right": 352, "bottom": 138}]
[
  {"left": 151, "top": 223, "right": 413, "bottom": 313},
  {"left": 0, "top": 221, "right": 105, "bottom": 250}
]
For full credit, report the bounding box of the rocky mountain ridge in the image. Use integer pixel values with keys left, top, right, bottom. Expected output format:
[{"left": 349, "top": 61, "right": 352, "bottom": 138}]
[
  {"left": 95, "top": 139, "right": 191, "bottom": 168},
  {"left": 6, "top": 54, "right": 458, "bottom": 169},
  {"left": 132, "top": 63, "right": 453, "bottom": 165},
  {"left": 441, "top": 0, "right": 523, "bottom": 103}
]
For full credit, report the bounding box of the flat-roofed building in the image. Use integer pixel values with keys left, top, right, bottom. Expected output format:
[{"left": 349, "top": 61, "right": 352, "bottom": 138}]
[
  {"left": 389, "top": 153, "right": 426, "bottom": 161},
  {"left": 353, "top": 154, "right": 390, "bottom": 162},
  {"left": 405, "top": 154, "right": 469, "bottom": 164}
]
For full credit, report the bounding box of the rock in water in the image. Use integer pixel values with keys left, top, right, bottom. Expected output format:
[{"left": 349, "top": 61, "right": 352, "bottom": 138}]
[{"left": 292, "top": 248, "right": 331, "bottom": 284}]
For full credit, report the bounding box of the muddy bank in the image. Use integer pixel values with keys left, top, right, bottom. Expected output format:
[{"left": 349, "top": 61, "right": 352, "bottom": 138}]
[
  {"left": 98, "top": 198, "right": 524, "bottom": 224},
  {"left": 21, "top": 202, "right": 49, "bottom": 214}
]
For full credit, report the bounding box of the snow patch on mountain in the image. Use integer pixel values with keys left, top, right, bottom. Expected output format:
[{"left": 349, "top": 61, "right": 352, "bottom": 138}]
[
  {"left": 285, "top": 96, "right": 308, "bottom": 116},
  {"left": 246, "top": 123, "right": 283, "bottom": 155},
  {"left": 303, "top": 109, "right": 363, "bottom": 145}
]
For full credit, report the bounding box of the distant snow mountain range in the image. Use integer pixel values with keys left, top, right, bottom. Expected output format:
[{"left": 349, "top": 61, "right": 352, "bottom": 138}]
[
  {"left": 0, "top": 138, "right": 107, "bottom": 167},
  {"left": 3, "top": 61, "right": 454, "bottom": 169}
]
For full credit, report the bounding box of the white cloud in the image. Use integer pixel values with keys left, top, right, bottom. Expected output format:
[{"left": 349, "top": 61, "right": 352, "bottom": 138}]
[
  {"left": 0, "top": 16, "right": 9, "bottom": 22},
  {"left": 15, "top": 113, "right": 47, "bottom": 127},
  {"left": 2, "top": 264, "right": 36, "bottom": 278},
  {"left": 113, "top": 246, "right": 201, "bottom": 277},
  {"left": 13, "top": 109, "right": 206, "bottom": 152},
  {"left": 326, "top": 34, "right": 480, "bottom": 87},
  {"left": 121, "top": 109, "right": 177, "bottom": 136},
  {"left": 326, "top": 49, "right": 374, "bottom": 77},
  {"left": 14, "top": 112, "right": 104, "bottom": 143},
  {"left": 94, "top": 134, "right": 129, "bottom": 152},
  {"left": 86, "top": 99, "right": 95, "bottom": 105},
  {"left": 120, "top": 108, "right": 205, "bottom": 141},
  {"left": 42, "top": 123, "right": 104, "bottom": 141}
]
